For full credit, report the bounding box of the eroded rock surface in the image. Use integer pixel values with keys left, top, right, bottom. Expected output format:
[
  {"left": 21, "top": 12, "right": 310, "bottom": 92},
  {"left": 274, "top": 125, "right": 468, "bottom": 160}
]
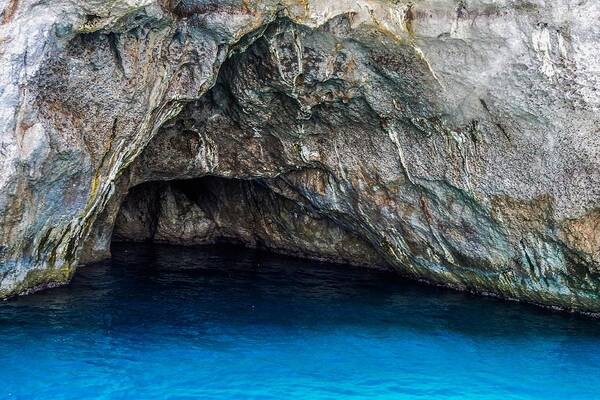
[{"left": 1, "top": 0, "right": 599, "bottom": 312}]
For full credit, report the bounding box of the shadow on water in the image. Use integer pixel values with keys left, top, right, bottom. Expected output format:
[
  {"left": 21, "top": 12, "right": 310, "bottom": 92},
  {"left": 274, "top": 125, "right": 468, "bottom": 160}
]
[{"left": 2, "top": 242, "right": 600, "bottom": 340}]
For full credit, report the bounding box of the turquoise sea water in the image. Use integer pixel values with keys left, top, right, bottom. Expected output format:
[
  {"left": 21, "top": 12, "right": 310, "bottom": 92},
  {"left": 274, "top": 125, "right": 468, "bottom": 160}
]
[{"left": 1, "top": 243, "right": 600, "bottom": 399}]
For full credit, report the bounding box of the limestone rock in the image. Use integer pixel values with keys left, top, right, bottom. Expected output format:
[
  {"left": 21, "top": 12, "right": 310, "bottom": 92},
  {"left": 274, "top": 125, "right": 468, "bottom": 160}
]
[{"left": 0, "top": 0, "right": 599, "bottom": 313}]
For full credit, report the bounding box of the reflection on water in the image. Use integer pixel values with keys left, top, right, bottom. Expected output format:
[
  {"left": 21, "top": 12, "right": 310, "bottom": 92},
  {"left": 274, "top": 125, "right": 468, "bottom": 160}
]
[{"left": 1, "top": 243, "right": 599, "bottom": 399}]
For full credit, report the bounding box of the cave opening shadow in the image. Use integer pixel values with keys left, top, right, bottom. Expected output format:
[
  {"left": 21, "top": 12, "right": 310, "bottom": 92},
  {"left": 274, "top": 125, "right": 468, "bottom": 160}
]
[
  {"left": 110, "top": 176, "right": 388, "bottom": 269},
  {"left": 100, "top": 176, "right": 600, "bottom": 342},
  {"left": 97, "top": 176, "right": 600, "bottom": 340}
]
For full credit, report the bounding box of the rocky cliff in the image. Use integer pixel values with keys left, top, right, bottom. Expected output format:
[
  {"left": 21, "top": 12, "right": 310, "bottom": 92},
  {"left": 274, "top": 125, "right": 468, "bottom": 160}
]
[{"left": 0, "top": 0, "right": 599, "bottom": 312}]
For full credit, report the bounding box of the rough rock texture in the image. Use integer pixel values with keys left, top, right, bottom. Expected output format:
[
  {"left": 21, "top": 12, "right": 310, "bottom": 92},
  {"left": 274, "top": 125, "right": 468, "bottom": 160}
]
[{"left": 0, "top": 0, "right": 599, "bottom": 312}]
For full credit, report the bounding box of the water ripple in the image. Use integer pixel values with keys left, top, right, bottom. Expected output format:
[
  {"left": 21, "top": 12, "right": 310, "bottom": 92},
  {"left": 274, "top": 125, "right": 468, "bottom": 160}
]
[{"left": 1, "top": 243, "right": 600, "bottom": 399}]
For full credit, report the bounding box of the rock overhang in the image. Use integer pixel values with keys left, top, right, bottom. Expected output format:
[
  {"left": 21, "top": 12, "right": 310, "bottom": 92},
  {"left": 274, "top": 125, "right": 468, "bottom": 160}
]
[{"left": 0, "top": 0, "right": 598, "bottom": 313}]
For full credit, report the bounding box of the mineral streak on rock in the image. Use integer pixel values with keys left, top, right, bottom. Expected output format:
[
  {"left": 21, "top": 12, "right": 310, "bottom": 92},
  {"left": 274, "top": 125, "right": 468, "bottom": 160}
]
[{"left": 0, "top": 0, "right": 599, "bottom": 313}]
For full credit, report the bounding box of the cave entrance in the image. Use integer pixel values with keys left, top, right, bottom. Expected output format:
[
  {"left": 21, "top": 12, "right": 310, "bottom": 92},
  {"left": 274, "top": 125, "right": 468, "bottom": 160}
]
[{"left": 109, "top": 176, "right": 384, "bottom": 268}]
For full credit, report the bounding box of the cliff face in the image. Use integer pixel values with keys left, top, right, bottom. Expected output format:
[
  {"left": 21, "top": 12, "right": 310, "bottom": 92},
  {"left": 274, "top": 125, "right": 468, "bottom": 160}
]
[{"left": 0, "top": 0, "right": 599, "bottom": 312}]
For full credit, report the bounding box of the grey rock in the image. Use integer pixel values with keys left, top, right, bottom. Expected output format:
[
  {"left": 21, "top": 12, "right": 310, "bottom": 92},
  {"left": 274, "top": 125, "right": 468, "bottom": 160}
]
[{"left": 0, "top": 0, "right": 599, "bottom": 313}]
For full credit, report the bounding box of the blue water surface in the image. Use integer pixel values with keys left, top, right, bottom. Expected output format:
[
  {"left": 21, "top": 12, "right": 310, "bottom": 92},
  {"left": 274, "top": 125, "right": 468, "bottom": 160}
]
[{"left": 1, "top": 243, "right": 600, "bottom": 399}]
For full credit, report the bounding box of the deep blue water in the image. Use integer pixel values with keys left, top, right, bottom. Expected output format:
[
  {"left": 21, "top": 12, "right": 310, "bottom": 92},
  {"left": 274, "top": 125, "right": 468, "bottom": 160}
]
[{"left": 1, "top": 244, "right": 600, "bottom": 399}]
